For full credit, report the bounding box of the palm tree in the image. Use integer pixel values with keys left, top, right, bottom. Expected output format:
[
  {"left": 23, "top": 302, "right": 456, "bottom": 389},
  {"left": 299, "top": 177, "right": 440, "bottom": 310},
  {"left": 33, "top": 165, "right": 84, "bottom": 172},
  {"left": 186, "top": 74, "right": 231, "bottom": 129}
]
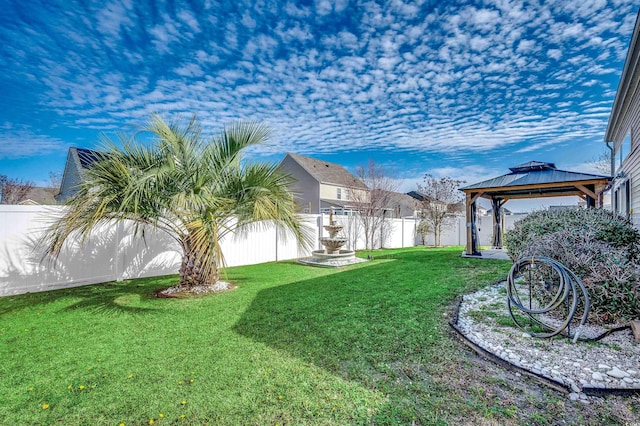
[{"left": 44, "top": 115, "right": 313, "bottom": 291}]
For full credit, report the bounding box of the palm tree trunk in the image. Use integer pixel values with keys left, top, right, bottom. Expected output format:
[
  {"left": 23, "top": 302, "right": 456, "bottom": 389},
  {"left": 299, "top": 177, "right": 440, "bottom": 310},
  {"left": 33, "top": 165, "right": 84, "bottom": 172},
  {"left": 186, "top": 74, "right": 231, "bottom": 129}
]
[{"left": 179, "top": 242, "right": 218, "bottom": 289}]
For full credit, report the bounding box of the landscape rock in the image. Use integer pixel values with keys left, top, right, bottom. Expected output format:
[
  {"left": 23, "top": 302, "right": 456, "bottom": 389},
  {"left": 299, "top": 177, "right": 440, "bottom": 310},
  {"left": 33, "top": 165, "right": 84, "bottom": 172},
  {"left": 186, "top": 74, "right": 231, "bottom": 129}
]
[
  {"left": 631, "top": 320, "right": 640, "bottom": 343},
  {"left": 455, "top": 282, "right": 640, "bottom": 396},
  {"left": 606, "top": 368, "right": 629, "bottom": 379}
]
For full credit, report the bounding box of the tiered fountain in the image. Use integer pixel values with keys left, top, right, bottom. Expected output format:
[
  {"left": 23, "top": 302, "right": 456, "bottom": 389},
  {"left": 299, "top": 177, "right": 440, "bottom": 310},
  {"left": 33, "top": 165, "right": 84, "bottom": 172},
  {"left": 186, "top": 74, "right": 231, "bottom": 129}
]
[{"left": 300, "top": 211, "right": 367, "bottom": 268}]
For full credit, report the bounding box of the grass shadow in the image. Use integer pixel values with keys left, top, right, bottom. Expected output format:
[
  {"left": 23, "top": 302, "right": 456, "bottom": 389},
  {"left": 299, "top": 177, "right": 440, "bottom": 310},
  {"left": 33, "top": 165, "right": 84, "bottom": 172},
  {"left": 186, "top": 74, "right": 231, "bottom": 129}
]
[
  {"left": 233, "top": 248, "right": 511, "bottom": 421},
  {"left": 0, "top": 274, "right": 178, "bottom": 316}
]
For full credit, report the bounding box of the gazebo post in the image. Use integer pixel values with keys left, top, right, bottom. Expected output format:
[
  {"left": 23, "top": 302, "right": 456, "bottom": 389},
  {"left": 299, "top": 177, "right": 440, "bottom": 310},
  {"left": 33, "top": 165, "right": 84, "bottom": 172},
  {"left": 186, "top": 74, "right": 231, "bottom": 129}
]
[
  {"left": 596, "top": 183, "right": 606, "bottom": 208},
  {"left": 465, "top": 192, "right": 482, "bottom": 256},
  {"left": 465, "top": 193, "right": 473, "bottom": 255},
  {"left": 491, "top": 198, "right": 504, "bottom": 249}
]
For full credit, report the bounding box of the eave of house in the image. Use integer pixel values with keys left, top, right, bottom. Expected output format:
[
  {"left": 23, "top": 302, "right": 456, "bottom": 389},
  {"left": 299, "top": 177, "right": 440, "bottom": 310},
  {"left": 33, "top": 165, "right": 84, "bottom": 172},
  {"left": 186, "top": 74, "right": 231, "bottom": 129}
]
[{"left": 605, "top": 9, "right": 640, "bottom": 146}]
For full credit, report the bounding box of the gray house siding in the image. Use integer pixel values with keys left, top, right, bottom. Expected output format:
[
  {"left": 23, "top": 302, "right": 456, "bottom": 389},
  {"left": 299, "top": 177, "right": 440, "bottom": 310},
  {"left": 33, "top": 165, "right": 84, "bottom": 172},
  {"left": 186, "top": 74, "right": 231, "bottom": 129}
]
[
  {"left": 613, "top": 125, "right": 639, "bottom": 225},
  {"left": 56, "top": 148, "right": 84, "bottom": 203},
  {"left": 605, "top": 10, "right": 640, "bottom": 227},
  {"left": 277, "top": 154, "right": 321, "bottom": 213},
  {"left": 56, "top": 147, "right": 103, "bottom": 203}
]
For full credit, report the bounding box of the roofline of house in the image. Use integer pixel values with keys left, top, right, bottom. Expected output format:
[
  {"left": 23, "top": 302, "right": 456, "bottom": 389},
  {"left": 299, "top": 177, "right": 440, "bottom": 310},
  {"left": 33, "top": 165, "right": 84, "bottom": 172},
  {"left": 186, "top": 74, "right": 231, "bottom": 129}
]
[
  {"left": 605, "top": 9, "right": 640, "bottom": 144},
  {"left": 283, "top": 152, "right": 368, "bottom": 189},
  {"left": 55, "top": 148, "right": 76, "bottom": 202}
]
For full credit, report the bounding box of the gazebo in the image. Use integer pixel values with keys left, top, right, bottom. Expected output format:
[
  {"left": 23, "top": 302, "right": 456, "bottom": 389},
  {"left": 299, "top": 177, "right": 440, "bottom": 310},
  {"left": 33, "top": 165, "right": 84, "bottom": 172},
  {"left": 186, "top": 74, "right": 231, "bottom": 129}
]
[{"left": 459, "top": 161, "right": 611, "bottom": 256}]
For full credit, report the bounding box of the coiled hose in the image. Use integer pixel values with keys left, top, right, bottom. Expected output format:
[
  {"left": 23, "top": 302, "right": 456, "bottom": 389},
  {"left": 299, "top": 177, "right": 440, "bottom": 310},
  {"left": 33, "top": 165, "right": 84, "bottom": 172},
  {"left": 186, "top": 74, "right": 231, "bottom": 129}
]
[
  {"left": 507, "top": 256, "right": 633, "bottom": 342},
  {"left": 507, "top": 256, "right": 591, "bottom": 342}
]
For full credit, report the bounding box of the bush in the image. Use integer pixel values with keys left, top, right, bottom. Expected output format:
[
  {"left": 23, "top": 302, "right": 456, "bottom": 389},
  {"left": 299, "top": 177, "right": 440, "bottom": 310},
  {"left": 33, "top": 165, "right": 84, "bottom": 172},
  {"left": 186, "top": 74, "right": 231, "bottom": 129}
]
[{"left": 505, "top": 208, "right": 640, "bottom": 323}]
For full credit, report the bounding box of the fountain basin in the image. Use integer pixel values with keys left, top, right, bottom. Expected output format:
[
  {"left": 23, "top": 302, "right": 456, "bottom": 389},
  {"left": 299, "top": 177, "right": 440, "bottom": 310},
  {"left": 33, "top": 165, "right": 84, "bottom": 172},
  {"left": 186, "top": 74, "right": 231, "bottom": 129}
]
[
  {"left": 319, "top": 237, "right": 348, "bottom": 254},
  {"left": 323, "top": 224, "right": 345, "bottom": 234},
  {"left": 298, "top": 249, "right": 368, "bottom": 268}
]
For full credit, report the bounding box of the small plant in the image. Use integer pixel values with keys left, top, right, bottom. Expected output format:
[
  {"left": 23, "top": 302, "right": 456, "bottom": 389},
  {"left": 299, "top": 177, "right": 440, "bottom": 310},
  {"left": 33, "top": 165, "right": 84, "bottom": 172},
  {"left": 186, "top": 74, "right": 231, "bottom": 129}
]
[{"left": 416, "top": 220, "right": 431, "bottom": 245}]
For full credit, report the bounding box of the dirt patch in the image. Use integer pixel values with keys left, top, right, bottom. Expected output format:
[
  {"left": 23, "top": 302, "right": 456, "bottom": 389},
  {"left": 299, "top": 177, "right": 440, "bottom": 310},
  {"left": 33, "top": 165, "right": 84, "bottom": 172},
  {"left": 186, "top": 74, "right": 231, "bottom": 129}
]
[{"left": 155, "top": 281, "right": 236, "bottom": 298}]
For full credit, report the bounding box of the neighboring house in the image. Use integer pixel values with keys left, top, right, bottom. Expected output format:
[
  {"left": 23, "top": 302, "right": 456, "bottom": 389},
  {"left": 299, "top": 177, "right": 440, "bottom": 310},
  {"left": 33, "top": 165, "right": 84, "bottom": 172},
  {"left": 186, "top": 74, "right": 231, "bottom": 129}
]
[
  {"left": 56, "top": 147, "right": 104, "bottom": 203},
  {"left": 383, "top": 191, "right": 419, "bottom": 218},
  {"left": 1, "top": 185, "right": 58, "bottom": 205},
  {"left": 406, "top": 190, "right": 426, "bottom": 201},
  {"left": 277, "top": 153, "right": 368, "bottom": 214},
  {"left": 474, "top": 204, "right": 489, "bottom": 216},
  {"left": 605, "top": 10, "right": 640, "bottom": 226},
  {"left": 407, "top": 190, "right": 465, "bottom": 216}
]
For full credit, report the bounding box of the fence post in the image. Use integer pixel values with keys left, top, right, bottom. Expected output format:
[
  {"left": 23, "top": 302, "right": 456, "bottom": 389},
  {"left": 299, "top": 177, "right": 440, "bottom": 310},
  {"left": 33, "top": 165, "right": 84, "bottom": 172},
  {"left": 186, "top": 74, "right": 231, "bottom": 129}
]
[
  {"left": 318, "top": 214, "right": 324, "bottom": 251},
  {"left": 275, "top": 223, "right": 279, "bottom": 262},
  {"left": 115, "top": 223, "right": 122, "bottom": 282}
]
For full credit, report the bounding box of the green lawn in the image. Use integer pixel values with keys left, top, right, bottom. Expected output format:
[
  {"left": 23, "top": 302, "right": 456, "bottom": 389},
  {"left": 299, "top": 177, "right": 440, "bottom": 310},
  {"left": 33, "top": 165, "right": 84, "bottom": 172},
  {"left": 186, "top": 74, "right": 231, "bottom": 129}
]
[{"left": 0, "top": 247, "right": 635, "bottom": 425}]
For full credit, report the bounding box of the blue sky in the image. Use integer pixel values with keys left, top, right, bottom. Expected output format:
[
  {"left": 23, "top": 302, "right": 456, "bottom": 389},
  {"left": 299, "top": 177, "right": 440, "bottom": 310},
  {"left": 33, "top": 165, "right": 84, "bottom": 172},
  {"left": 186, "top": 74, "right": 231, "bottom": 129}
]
[{"left": 0, "top": 0, "right": 638, "bottom": 209}]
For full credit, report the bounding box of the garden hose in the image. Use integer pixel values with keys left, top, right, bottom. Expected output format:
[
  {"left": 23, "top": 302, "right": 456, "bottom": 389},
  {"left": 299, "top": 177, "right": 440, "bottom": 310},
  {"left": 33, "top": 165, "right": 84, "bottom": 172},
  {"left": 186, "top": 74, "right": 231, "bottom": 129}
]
[
  {"left": 506, "top": 256, "right": 633, "bottom": 342},
  {"left": 506, "top": 256, "right": 591, "bottom": 341}
]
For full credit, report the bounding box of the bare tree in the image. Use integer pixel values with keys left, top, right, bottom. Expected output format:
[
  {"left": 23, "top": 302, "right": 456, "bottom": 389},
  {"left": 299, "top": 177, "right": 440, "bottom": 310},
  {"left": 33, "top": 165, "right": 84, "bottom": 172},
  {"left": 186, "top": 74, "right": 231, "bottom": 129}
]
[
  {"left": 350, "top": 160, "right": 398, "bottom": 249},
  {"left": 591, "top": 149, "right": 613, "bottom": 176},
  {"left": 0, "top": 175, "right": 34, "bottom": 204},
  {"left": 49, "top": 171, "right": 63, "bottom": 189},
  {"left": 416, "top": 175, "right": 464, "bottom": 247}
]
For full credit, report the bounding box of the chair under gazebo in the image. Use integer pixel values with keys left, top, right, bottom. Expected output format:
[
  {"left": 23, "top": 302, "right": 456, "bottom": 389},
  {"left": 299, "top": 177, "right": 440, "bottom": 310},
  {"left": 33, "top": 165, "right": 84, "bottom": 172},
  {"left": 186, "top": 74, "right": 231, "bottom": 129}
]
[{"left": 459, "top": 161, "right": 611, "bottom": 257}]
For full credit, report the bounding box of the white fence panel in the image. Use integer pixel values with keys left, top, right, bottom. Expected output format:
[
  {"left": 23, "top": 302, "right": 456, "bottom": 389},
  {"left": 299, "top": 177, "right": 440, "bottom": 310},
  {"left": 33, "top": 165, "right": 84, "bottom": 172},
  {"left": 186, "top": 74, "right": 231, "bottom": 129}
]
[
  {"left": 220, "top": 223, "right": 277, "bottom": 267},
  {"left": 329, "top": 215, "right": 367, "bottom": 251},
  {"left": 382, "top": 219, "right": 401, "bottom": 248},
  {"left": 118, "top": 223, "right": 181, "bottom": 280},
  {"left": 0, "top": 206, "right": 183, "bottom": 296},
  {"left": 404, "top": 218, "right": 419, "bottom": 247},
  {"left": 277, "top": 214, "right": 320, "bottom": 260},
  {"left": 416, "top": 213, "right": 530, "bottom": 248},
  {"left": 5, "top": 206, "right": 523, "bottom": 297}
]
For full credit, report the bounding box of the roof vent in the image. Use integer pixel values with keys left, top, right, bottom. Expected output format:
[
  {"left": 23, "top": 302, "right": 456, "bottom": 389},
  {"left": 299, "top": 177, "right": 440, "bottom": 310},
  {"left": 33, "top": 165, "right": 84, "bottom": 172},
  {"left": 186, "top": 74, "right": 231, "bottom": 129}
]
[{"left": 509, "top": 161, "right": 556, "bottom": 173}]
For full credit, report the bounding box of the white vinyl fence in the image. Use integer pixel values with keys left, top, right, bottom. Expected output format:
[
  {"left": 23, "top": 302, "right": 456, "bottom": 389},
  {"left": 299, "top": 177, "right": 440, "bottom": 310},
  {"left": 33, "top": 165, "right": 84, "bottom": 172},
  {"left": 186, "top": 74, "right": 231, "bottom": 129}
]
[
  {"left": 418, "top": 214, "right": 528, "bottom": 247},
  {"left": 0, "top": 206, "right": 525, "bottom": 297}
]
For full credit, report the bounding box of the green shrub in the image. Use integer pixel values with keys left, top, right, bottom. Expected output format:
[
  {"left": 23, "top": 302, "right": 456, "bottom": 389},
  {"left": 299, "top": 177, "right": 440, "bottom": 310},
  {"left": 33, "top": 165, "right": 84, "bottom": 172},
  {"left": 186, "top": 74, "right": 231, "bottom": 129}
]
[{"left": 505, "top": 208, "right": 640, "bottom": 323}]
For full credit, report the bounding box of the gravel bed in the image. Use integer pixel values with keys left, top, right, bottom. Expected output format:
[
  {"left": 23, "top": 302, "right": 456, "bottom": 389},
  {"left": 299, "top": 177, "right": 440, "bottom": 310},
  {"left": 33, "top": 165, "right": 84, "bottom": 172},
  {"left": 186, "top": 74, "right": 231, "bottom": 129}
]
[{"left": 456, "top": 282, "right": 640, "bottom": 403}]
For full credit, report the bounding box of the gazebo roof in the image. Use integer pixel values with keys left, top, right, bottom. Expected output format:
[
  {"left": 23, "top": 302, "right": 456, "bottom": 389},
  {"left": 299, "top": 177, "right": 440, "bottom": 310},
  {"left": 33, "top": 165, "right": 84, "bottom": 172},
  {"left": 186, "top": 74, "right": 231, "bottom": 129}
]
[
  {"left": 460, "top": 161, "right": 610, "bottom": 198},
  {"left": 459, "top": 161, "right": 611, "bottom": 257}
]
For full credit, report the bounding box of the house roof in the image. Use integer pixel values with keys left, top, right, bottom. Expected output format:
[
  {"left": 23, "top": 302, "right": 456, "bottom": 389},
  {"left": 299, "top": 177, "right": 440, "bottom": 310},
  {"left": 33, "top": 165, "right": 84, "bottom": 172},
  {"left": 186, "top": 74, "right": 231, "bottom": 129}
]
[
  {"left": 383, "top": 191, "right": 418, "bottom": 214},
  {"left": 460, "top": 161, "right": 609, "bottom": 192},
  {"left": 76, "top": 147, "right": 104, "bottom": 169},
  {"left": 407, "top": 190, "right": 428, "bottom": 201},
  {"left": 285, "top": 153, "right": 368, "bottom": 189},
  {"left": 1, "top": 186, "right": 58, "bottom": 205},
  {"left": 384, "top": 191, "right": 417, "bottom": 206}
]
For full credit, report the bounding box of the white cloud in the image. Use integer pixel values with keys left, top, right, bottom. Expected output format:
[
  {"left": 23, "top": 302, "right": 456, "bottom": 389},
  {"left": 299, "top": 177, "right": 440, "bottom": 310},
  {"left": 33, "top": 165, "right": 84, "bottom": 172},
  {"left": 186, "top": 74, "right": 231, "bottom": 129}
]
[
  {"left": 1, "top": 0, "right": 638, "bottom": 174},
  {"left": 516, "top": 39, "right": 536, "bottom": 53},
  {"left": 0, "top": 129, "right": 69, "bottom": 159},
  {"left": 547, "top": 48, "right": 562, "bottom": 60}
]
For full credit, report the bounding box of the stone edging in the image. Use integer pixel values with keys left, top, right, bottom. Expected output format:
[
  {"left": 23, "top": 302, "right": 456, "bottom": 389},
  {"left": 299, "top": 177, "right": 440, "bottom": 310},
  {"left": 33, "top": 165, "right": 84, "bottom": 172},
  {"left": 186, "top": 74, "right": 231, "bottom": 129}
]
[{"left": 449, "top": 291, "right": 640, "bottom": 398}]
